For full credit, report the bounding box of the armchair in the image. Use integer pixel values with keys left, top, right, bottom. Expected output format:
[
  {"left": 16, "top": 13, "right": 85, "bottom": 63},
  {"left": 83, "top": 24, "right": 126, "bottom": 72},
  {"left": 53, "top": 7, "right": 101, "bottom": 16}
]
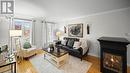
[
  {"left": 16, "top": 42, "right": 37, "bottom": 62},
  {"left": 21, "top": 46, "right": 37, "bottom": 58}
]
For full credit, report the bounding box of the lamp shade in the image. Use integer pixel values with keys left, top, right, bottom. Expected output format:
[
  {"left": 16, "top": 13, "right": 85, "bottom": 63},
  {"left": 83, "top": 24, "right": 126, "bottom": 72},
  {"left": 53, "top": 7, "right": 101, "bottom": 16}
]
[
  {"left": 10, "top": 30, "right": 22, "bottom": 37},
  {"left": 56, "top": 31, "right": 61, "bottom": 37}
]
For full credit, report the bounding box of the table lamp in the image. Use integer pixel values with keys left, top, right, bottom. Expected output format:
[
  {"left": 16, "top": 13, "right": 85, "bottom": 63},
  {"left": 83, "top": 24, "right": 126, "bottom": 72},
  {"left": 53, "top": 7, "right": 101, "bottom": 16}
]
[{"left": 56, "top": 31, "right": 61, "bottom": 40}]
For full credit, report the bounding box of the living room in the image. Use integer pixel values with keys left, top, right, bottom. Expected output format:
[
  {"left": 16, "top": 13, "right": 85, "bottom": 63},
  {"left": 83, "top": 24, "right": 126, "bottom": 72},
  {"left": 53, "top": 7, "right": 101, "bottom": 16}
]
[{"left": 0, "top": 0, "right": 130, "bottom": 73}]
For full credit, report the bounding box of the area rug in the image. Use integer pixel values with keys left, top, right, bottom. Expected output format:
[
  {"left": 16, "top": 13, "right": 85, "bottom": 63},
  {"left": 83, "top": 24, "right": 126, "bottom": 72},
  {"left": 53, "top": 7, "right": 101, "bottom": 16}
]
[{"left": 29, "top": 54, "right": 92, "bottom": 73}]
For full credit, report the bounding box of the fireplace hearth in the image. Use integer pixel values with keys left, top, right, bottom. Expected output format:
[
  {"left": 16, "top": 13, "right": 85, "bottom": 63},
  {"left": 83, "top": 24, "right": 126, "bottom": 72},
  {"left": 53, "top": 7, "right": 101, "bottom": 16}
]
[{"left": 98, "top": 37, "right": 130, "bottom": 73}]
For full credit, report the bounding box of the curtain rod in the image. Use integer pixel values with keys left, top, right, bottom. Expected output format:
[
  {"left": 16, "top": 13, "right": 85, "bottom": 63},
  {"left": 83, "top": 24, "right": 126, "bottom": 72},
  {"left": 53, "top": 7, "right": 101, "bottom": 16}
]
[
  {"left": 45, "top": 21, "right": 56, "bottom": 24},
  {"left": 14, "top": 18, "right": 32, "bottom": 21}
]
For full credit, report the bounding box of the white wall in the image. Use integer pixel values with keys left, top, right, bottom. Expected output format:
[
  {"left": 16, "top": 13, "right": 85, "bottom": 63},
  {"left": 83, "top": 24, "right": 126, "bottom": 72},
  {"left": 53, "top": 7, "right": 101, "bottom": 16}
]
[
  {"left": 0, "top": 17, "right": 9, "bottom": 44},
  {"left": 57, "top": 7, "right": 130, "bottom": 66},
  {"left": 15, "top": 0, "right": 46, "bottom": 18}
]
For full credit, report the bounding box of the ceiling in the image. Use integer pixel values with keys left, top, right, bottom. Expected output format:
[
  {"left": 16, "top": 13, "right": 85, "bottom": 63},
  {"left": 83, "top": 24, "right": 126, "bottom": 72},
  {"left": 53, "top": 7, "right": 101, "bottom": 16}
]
[{"left": 15, "top": 0, "right": 130, "bottom": 20}]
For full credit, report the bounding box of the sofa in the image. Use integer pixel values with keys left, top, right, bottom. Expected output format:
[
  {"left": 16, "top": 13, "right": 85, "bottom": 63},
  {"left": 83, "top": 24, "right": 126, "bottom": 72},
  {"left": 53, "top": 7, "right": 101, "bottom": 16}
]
[{"left": 56, "top": 37, "right": 89, "bottom": 60}]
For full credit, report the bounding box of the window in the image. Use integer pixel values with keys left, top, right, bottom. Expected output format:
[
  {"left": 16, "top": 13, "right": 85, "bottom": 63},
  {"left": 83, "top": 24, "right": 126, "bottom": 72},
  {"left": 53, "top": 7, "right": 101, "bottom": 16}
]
[
  {"left": 46, "top": 22, "right": 55, "bottom": 43},
  {"left": 13, "top": 18, "right": 32, "bottom": 43}
]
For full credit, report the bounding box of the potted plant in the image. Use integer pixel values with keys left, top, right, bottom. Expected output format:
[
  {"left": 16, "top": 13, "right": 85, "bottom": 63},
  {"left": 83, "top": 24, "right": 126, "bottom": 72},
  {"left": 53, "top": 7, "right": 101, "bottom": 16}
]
[{"left": 23, "top": 42, "right": 31, "bottom": 49}]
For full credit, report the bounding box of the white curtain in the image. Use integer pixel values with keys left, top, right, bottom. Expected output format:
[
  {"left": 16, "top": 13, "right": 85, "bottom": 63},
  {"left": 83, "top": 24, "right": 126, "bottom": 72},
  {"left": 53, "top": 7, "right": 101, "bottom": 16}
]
[
  {"left": 32, "top": 19, "right": 56, "bottom": 48},
  {"left": 42, "top": 21, "right": 56, "bottom": 48},
  {"left": 42, "top": 21, "right": 47, "bottom": 48},
  {"left": 32, "top": 19, "right": 43, "bottom": 48},
  {"left": 46, "top": 22, "right": 56, "bottom": 42},
  {"left": 32, "top": 20, "right": 35, "bottom": 45}
]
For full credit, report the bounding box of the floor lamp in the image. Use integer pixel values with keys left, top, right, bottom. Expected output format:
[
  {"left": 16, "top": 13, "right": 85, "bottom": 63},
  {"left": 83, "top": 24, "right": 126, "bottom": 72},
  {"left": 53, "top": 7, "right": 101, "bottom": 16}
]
[{"left": 10, "top": 30, "right": 22, "bottom": 54}]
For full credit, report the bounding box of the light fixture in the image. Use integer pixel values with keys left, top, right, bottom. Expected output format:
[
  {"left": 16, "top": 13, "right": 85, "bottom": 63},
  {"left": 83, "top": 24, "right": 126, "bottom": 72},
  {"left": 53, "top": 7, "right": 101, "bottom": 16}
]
[
  {"left": 9, "top": 30, "right": 22, "bottom": 54},
  {"left": 10, "top": 30, "right": 22, "bottom": 37},
  {"left": 56, "top": 31, "right": 61, "bottom": 40}
]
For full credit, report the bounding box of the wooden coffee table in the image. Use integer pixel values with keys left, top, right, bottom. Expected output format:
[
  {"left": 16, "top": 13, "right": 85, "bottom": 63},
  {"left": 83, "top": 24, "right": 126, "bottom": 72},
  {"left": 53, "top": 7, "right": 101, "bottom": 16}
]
[{"left": 43, "top": 48, "right": 69, "bottom": 68}]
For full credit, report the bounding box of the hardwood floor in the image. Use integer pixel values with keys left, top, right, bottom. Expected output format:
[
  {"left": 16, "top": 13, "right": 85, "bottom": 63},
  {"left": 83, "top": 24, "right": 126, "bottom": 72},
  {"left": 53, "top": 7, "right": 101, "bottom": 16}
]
[
  {"left": 17, "top": 59, "right": 38, "bottom": 73},
  {"left": 17, "top": 49, "right": 43, "bottom": 73},
  {"left": 16, "top": 49, "right": 130, "bottom": 73},
  {"left": 84, "top": 55, "right": 100, "bottom": 73}
]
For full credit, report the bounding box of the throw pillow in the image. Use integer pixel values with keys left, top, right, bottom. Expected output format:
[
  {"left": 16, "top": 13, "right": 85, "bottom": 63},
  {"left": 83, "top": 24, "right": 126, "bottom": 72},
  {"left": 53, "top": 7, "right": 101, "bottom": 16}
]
[
  {"left": 61, "top": 40, "right": 67, "bottom": 45},
  {"left": 23, "top": 42, "right": 31, "bottom": 49},
  {"left": 73, "top": 41, "right": 81, "bottom": 49},
  {"left": 67, "top": 39, "right": 74, "bottom": 48}
]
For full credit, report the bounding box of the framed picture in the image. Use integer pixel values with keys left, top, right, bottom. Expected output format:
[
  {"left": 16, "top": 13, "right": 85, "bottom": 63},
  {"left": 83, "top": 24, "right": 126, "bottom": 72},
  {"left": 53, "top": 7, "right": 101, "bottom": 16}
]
[{"left": 68, "top": 23, "right": 83, "bottom": 37}]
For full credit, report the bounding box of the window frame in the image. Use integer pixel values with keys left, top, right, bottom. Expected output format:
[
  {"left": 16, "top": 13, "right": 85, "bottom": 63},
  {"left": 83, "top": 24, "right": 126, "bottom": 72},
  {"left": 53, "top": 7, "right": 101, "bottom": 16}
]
[{"left": 13, "top": 18, "right": 33, "bottom": 43}]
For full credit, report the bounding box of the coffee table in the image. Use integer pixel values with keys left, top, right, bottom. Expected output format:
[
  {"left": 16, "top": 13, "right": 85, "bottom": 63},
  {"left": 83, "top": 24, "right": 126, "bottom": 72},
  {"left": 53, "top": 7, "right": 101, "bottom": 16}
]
[{"left": 43, "top": 47, "right": 69, "bottom": 68}]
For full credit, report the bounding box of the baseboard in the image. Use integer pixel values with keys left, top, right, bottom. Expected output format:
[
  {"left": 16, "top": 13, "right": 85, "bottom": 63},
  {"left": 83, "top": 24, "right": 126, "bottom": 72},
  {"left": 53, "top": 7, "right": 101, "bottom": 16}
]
[{"left": 88, "top": 53, "right": 99, "bottom": 58}]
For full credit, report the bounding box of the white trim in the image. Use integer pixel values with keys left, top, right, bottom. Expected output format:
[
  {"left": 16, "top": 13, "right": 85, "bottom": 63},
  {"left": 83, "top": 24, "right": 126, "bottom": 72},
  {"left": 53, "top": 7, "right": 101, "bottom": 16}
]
[
  {"left": 60, "top": 7, "right": 130, "bottom": 22},
  {"left": 88, "top": 53, "right": 100, "bottom": 58}
]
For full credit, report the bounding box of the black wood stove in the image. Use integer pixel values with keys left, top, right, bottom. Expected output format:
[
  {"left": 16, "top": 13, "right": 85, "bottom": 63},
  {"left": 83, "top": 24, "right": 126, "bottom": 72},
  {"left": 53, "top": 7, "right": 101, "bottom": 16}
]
[{"left": 98, "top": 37, "right": 130, "bottom": 73}]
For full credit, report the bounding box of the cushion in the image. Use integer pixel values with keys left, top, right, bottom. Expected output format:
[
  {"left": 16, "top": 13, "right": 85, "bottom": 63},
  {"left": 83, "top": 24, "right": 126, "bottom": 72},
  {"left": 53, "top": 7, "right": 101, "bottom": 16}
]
[
  {"left": 73, "top": 42, "right": 81, "bottom": 49},
  {"left": 61, "top": 40, "right": 67, "bottom": 45},
  {"left": 80, "top": 38, "right": 88, "bottom": 55},
  {"left": 67, "top": 39, "right": 75, "bottom": 48},
  {"left": 23, "top": 42, "right": 31, "bottom": 49},
  {"left": 62, "top": 45, "right": 71, "bottom": 50}
]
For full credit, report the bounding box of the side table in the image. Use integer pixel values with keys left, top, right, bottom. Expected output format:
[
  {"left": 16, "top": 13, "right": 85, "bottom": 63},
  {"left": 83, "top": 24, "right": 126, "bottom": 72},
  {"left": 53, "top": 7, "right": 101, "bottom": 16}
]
[{"left": 0, "top": 54, "right": 16, "bottom": 73}]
